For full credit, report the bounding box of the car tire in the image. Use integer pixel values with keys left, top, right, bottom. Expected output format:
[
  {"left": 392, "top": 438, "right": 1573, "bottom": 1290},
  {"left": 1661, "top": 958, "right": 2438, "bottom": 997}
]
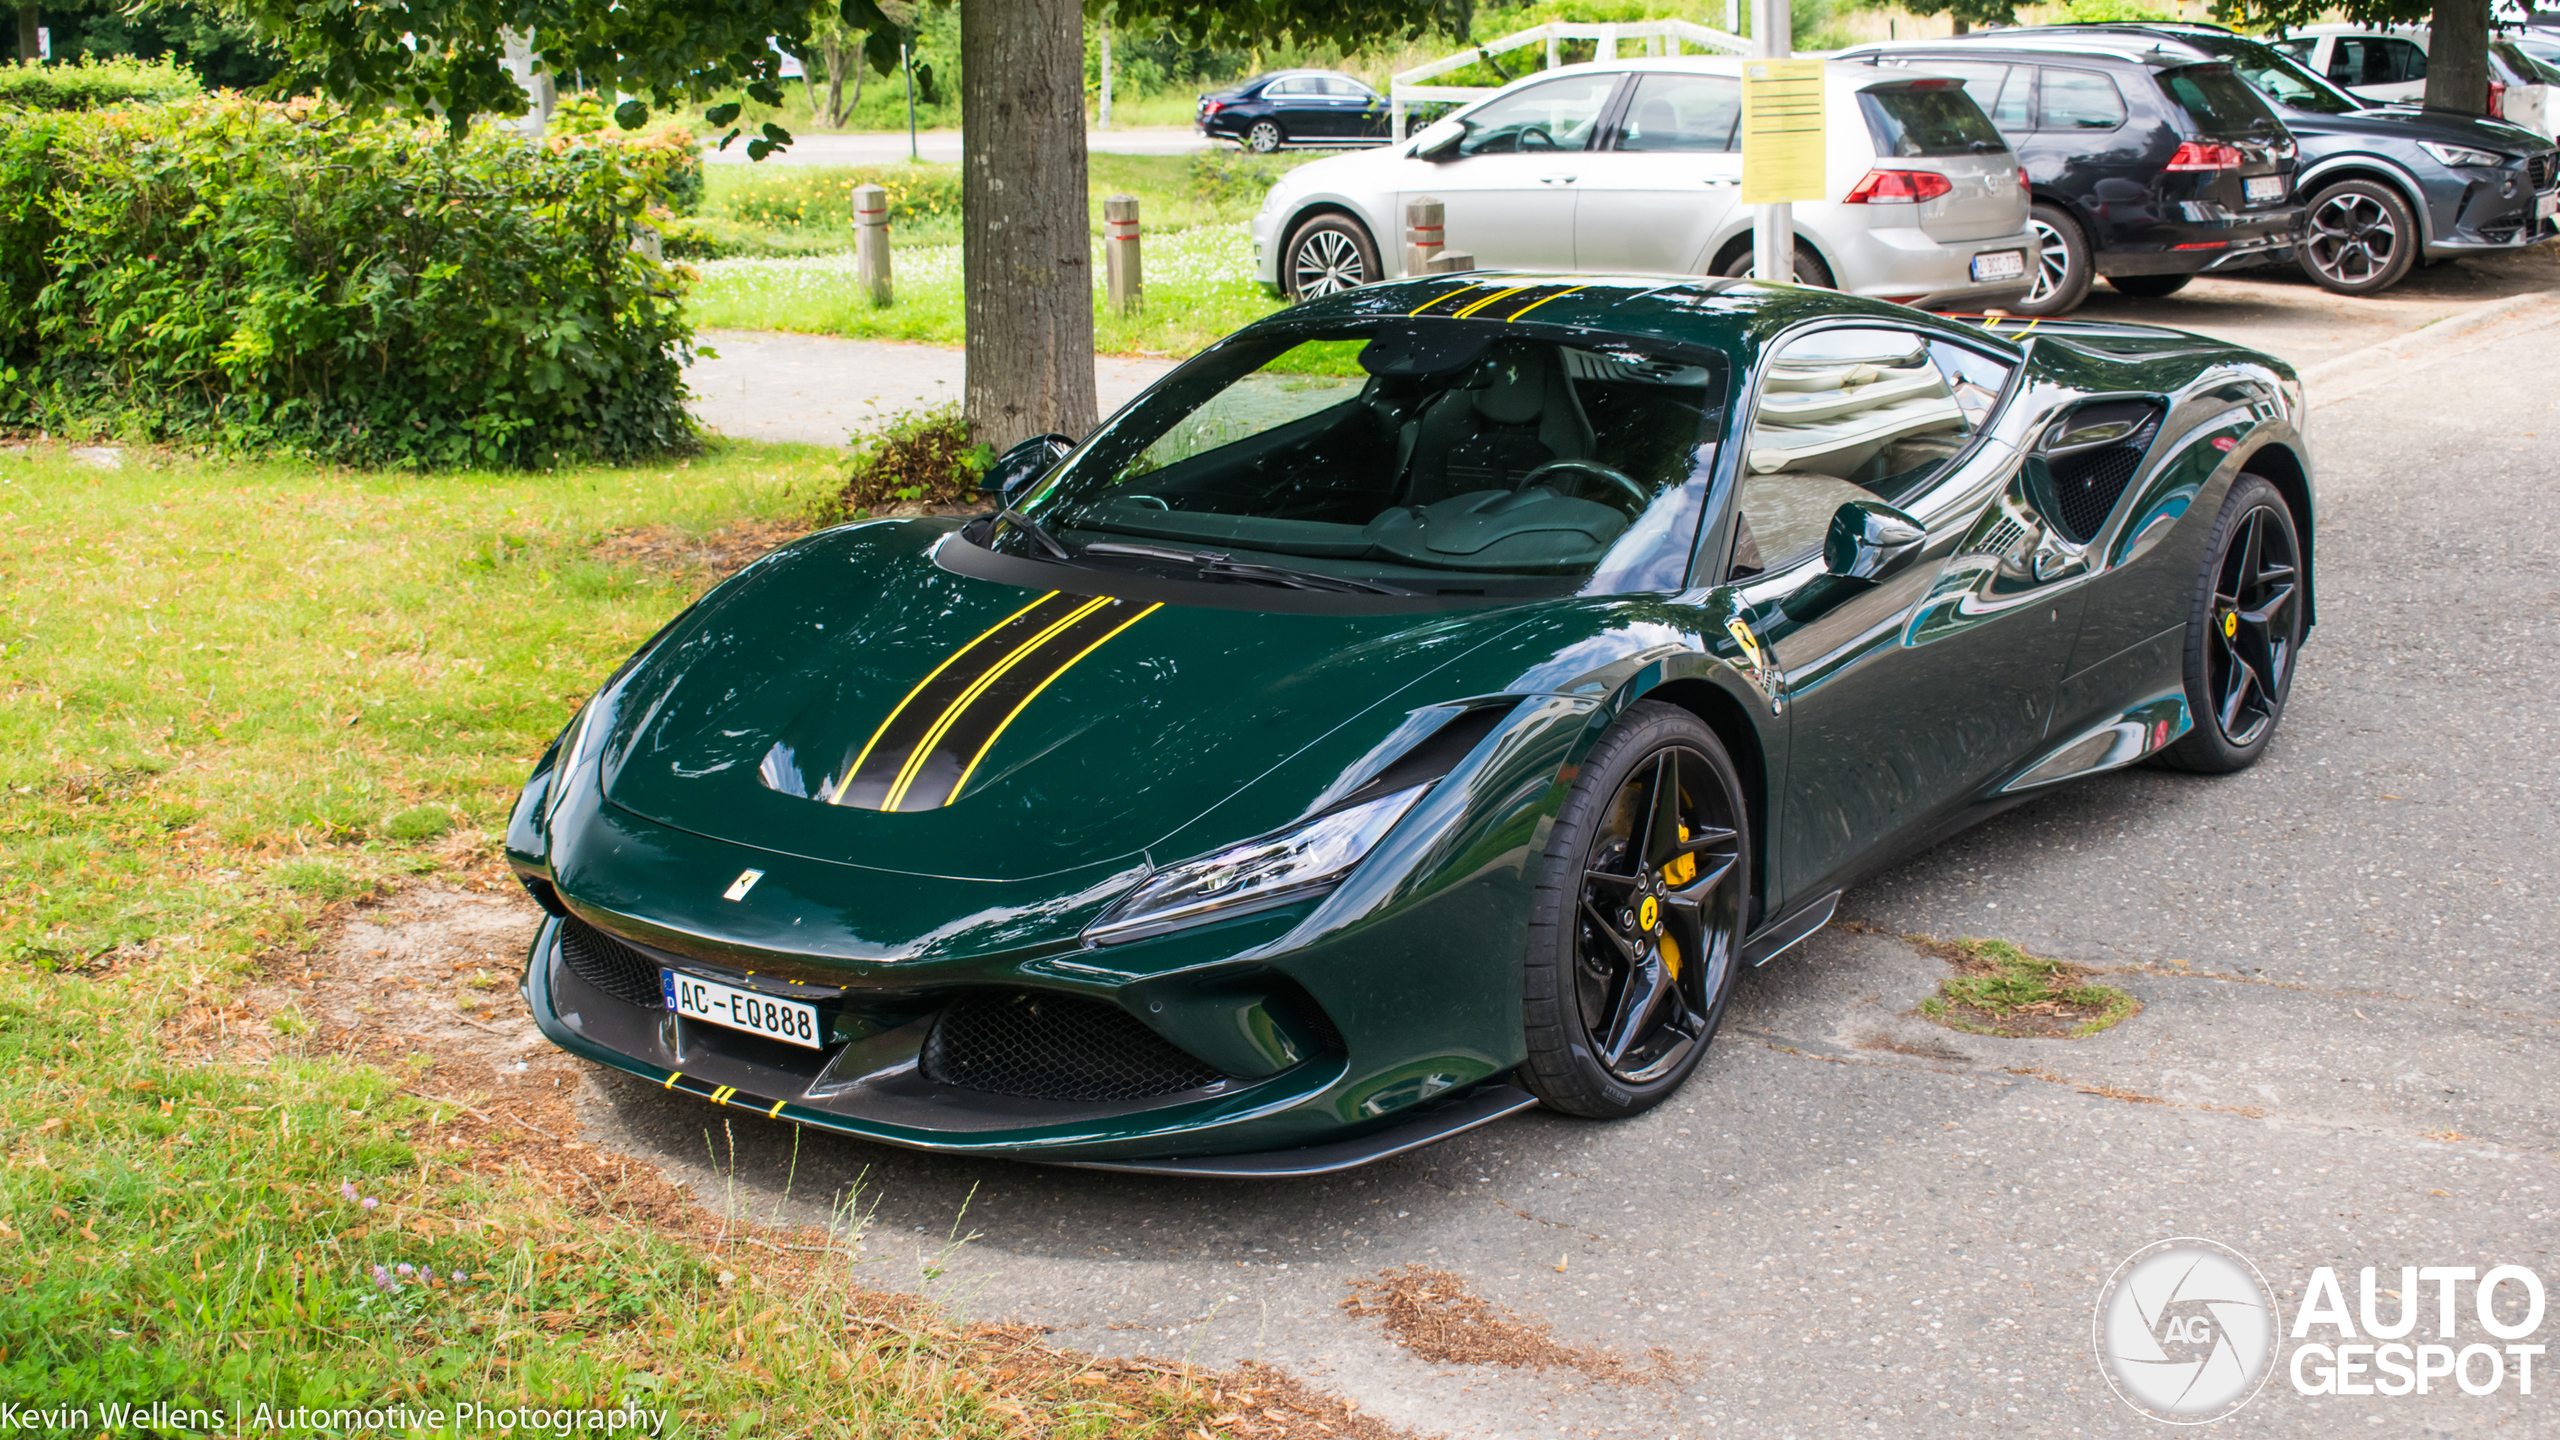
[
  {"left": 1245, "top": 119, "right": 1285, "bottom": 154},
  {"left": 1716, "top": 241, "right": 1835, "bottom": 289},
  {"left": 2106, "top": 272, "right": 2194, "bottom": 299},
  {"left": 1520, "top": 700, "right": 1749, "bottom": 1120},
  {"left": 1282, "top": 213, "right": 1380, "bottom": 300},
  {"left": 2154, "top": 475, "right": 2307, "bottom": 775},
  {"left": 2017, "top": 203, "right": 2093, "bottom": 315},
  {"left": 2299, "top": 179, "right": 2419, "bottom": 295}
]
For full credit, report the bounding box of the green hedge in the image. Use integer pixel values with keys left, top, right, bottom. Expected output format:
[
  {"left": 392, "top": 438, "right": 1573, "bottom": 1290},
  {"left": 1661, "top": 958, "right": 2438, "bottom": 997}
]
[
  {"left": 0, "top": 57, "right": 202, "bottom": 111},
  {"left": 0, "top": 98, "right": 697, "bottom": 468}
]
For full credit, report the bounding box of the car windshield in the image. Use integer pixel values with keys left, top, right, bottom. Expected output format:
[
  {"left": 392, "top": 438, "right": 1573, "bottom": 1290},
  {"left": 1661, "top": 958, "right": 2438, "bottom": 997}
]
[
  {"left": 1858, "top": 81, "right": 2006, "bottom": 154},
  {"left": 2193, "top": 35, "right": 2367, "bottom": 113},
  {"left": 2159, "top": 62, "right": 2284, "bottom": 134},
  {"left": 1000, "top": 320, "right": 1732, "bottom": 597}
]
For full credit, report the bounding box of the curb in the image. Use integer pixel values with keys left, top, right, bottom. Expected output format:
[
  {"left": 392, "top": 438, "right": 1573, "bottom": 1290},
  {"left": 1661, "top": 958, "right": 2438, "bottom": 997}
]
[{"left": 2300, "top": 288, "right": 2560, "bottom": 403}]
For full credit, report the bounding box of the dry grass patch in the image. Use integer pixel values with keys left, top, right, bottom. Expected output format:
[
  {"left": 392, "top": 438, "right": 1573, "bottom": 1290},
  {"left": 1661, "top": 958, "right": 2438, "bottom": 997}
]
[
  {"left": 1913, "top": 936, "right": 2141, "bottom": 1039},
  {"left": 1341, "top": 1266, "right": 1675, "bottom": 1384}
]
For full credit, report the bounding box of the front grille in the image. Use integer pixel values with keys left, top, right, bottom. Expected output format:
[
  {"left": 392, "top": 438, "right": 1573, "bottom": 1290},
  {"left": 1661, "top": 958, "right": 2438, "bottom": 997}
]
[
  {"left": 557, "top": 916, "right": 666, "bottom": 1010},
  {"left": 920, "top": 990, "right": 1230, "bottom": 1103},
  {"left": 2049, "top": 445, "right": 2145, "bottom": 545},
  {"left": 2532, "top": 152, "right": 2554, "bottom": 192}
]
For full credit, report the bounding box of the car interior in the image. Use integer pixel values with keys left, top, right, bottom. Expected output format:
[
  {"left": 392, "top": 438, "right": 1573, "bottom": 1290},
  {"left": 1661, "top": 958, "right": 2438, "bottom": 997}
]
[
  {"left": 1043, "top": 325, "right": 1726, "bottom": 580},
  {"left": 1729, "top": 328, "right": 1998, "bottom": 578}
]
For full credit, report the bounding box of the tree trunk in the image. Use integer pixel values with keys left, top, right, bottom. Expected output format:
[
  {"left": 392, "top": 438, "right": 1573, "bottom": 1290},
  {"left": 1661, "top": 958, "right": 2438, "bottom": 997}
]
[
  {"left": 2425, "top": 0, "right": 2492, "bottom": 114},
  {"left": 961, "top": 0, "right": 1097, "bottom": 446},
  {"left": 16, "top": 4, "right": 39, "bottom": 63}
]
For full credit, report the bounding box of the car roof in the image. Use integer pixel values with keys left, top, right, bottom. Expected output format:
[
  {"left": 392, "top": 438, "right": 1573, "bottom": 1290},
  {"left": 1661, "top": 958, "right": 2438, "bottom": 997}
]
[
  {"left": 2288, "top": 22, "right": 2426, "bottom": 37},
  {"left": 1471, "top": 54, "right": 1983, "bottom": 96},
  {"left": 1845, "top": 38, "right": 2177, "bottom": 71},
  {"left": 1851, "top": 28, "right": 2245, "bottom": 69}
]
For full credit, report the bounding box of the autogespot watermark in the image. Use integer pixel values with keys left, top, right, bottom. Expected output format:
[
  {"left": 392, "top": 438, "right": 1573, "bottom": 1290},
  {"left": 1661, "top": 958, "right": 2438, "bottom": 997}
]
[
  {"left": 2096, "top": 1239, "right": 2550, "bottom": 1423},
  {"left": 2094, "top": 1237, "right": 2282, "bottom": 1423}
]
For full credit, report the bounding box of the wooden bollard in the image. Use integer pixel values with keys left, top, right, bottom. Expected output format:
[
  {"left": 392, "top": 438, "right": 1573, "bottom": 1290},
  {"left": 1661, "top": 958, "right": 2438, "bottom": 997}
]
[
  {"left": 1404, "top": 196, "right": 1445, "bottom": 277},
  {"left": 853, "top": 183, "right": 892, "bottom": 307},
  {"left": 1426, "top": 249, "right": 1476, "bottom": 274},
  {"left": 1104, "top": 194, "right": 1142, "bottom": 314}
]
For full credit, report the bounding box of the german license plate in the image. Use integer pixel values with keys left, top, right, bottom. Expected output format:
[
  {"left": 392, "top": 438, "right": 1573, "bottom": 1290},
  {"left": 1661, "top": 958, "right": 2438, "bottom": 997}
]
[
  {"left": 663, "top": 970, "right": 823, "bottom": 1049},
  {"left": 1971, "top": 249, "right": 2027, "bottom": 282},
  {"left": 2245, "top": 175, "right": 2285, "bottom": 205}
]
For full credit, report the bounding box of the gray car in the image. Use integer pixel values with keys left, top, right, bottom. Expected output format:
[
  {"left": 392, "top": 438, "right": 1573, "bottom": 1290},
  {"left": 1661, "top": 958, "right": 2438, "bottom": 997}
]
[
  {"left": 1976, "top": 24, "right": 2559, "bottom": 294},
  {"left": 1249, "top": 57, "right": 2036, "bottom": 312}
]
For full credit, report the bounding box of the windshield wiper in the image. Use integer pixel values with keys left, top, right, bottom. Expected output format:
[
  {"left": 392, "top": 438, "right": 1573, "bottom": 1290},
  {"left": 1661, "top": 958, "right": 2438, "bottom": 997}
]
[
  {"left": 1082, "top": 541, "right": 1414, "bottom": 596},
  {"left": 997, "top": 507, "right": 1077, "bottom": 563}
]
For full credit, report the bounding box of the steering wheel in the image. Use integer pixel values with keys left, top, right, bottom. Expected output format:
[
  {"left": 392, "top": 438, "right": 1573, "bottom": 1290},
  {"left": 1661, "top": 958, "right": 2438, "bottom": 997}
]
[
  {"left": 1515, "top": 459, "right": 1647, "bottom": 510},
  {"left": 1517, "top": 124, "right": 1559, "bottom": 151}
]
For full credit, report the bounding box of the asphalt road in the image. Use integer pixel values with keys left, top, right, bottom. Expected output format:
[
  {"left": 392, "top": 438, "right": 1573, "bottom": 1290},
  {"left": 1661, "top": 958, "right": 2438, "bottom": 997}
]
[
  {"left": 618, "top": 287, "right": 2560, "bottom": 1436},
  {"left": 699, "top": 126, "right": 1222, "bottom": 165}
]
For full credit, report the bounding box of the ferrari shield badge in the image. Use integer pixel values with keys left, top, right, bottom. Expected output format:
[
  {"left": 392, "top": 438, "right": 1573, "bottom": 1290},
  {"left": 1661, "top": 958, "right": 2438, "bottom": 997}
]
[
  {"left": 1725, "top": 617, "right": 1784, "bottom": 715},
  {"left": 722, "top": 869, "right": 764, "bottom": 901}
]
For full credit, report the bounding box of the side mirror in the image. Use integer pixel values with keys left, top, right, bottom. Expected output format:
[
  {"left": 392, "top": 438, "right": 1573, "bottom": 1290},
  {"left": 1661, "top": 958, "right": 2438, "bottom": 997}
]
[
  {"left": 1823, "top": 500, "right": 1928, "bottom": 583},
  {"left": 981, "top": 433, "right": 1074, "bottom": 506},
  {"left": 1411, "top": 117, "right": 1469, "bottom": 161}
]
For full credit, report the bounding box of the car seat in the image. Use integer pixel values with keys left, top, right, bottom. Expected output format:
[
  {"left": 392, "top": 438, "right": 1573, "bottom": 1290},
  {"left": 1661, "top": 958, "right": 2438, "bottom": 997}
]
[{"left": 1398, "top": 345, "right": 1598, "bottom": 506}]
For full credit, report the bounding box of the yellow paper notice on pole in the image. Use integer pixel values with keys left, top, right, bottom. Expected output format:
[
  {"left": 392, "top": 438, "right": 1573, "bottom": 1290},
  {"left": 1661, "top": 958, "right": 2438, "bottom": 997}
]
[{"left": 1741, "top": 59, "right": 1828, "bottom": 204}]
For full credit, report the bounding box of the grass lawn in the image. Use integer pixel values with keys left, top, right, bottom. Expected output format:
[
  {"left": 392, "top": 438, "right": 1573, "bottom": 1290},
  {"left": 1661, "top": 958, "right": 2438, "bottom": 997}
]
[
  {"left": 682, "top": 153, "right": 1305, "bottom": 356},
  {"left": 0, "top": 442, "right": 1261, "bottom": 1434}
]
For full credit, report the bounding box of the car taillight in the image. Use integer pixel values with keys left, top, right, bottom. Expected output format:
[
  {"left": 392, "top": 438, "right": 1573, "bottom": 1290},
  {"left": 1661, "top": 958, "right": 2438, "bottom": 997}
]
[
  {"left": 2019, "top": 167, "right": 2032, "bottom": 193},
  {"left": 1201, "top": 99, "right": 1223, "bottom": 118},
  {"left": 2489, "top": 80, "right": 2508, "bottom": 119},
  {"left": 1843, "top": 169, "right": 1956, "bottom": 204},
  {"left": 2165, "top": 141, "right": 2246, "bottom": 171}
]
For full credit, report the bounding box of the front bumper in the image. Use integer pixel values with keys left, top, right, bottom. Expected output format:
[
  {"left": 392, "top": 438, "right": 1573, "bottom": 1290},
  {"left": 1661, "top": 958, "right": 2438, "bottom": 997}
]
[{"left": 2423, "top": 165, "right": 2560, "bottom": 254}]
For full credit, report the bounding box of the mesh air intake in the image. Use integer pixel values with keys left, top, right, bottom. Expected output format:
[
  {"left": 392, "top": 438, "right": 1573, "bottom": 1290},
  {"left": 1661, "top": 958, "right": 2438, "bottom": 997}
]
[
  {"left": 921, "top": 990, "right": 1230, "bottom": 1103},
  {"left": 557, "top": 916, "right": 666, "bottom": 1010}
]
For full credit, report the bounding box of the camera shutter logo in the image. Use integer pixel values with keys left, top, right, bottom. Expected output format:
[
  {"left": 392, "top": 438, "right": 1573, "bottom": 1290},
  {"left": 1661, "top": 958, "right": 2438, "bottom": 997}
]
[{"left": 2094, "top": 1238, "right": 2281, "bottom": 1423}]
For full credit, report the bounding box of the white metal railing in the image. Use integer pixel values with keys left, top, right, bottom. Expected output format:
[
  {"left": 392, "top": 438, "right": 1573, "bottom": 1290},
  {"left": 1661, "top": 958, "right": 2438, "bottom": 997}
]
[{"left": 1389, "top": 20, "right": 1751, "bottom": 139}]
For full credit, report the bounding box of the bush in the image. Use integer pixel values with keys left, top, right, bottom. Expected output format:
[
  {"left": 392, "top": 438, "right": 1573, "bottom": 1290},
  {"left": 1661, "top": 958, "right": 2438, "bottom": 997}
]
[
  {"left": 0, "top": 98, "right": 697, "bottom": 468},
  {"left": 820, "top": 406, "right": 990, "bottom": 519},
  {"left": 0, "top": 57, "right": 201, "bottom": 111},
  {"left": 714, "top": 162, "right": 962, "bottom": 230}
]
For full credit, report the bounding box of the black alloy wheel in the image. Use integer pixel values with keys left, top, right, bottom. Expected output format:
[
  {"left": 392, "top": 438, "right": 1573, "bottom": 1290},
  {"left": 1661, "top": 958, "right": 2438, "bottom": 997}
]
[
  {"left": 2157, "top": 475, "right": 2306, "bottom": 774},
  {"left": 2016, "top": 203, "right": 2093, "bottom": 315},
  {"left": 1246, "top": 119, "right": 1285, "bottom": 153},
  {"left": 2106, "top": 272, "right": 2193, "bottom": 299},
  {"left": 1283, "top": 214, "right": 1379, "bottom": 299},
  {"left": 2299, "top": 179, "right": 2418, "bottom": 295},
  {"left": 1522, "top": 701, "right": 1747, "bottom": 1118}
]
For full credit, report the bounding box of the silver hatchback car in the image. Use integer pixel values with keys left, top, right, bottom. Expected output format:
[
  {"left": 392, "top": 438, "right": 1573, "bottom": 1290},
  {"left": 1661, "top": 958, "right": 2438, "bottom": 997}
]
[{"left": 1252, "top": 57, "right": 2036, "bottom": 311}]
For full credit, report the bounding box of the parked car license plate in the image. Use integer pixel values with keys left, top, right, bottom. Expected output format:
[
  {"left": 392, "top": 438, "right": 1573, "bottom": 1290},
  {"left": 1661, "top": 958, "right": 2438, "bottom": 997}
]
[
  {"left": 1970, "top": 249, "right": 2027, "bottom": 282},
  {"left": 2540, "top": 191, "right": 2558, "bottom": 222},
  {"left": 663, "top": 970, "right": 823, "bottom": 1049},
  {"left": 2245, "top": 175, "right": 2286, "bottom": 205}
]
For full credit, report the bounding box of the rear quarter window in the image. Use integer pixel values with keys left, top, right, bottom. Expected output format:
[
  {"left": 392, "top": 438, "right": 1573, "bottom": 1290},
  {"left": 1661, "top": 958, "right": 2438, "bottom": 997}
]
[
  {"left": 1857, "top": 82, "right": 2005, "bottom": 157},
  {"left": 2160, "top": 63, "right": 2282, "bottom": 135}
]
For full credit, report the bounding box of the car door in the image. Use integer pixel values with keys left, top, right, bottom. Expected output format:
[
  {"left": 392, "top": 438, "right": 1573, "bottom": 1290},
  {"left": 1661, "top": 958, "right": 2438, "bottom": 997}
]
[
  {"left": 1401, "top": 71, "right": 1623, "bottom": 270},
  {"left": 1261, "top": 77, "right": 1325, "bottom": 139},
  {"left": 1339, "top": 77, "right": 1394, "bottom": 141},
  {"left": 1716, "top": 323, "right": 2076, "bottom": 907},
  {"left": 1573, "top": 71, "right": 1745, "bottom": 274}
]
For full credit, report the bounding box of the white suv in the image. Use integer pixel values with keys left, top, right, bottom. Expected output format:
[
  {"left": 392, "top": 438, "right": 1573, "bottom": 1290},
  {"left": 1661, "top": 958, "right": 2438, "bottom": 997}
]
[{"left": 1251, "top": 56, "right": 2036, "bottom": 311}]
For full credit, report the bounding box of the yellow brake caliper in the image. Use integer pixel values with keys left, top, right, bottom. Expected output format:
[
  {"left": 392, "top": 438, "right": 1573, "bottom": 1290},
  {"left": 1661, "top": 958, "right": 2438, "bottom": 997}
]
[{"left": 1659, "top": 824, "right": 1694, "bottom": 979}]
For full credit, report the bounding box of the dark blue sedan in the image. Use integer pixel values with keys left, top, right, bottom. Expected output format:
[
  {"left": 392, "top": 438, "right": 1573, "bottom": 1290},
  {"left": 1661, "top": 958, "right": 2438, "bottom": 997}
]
[{"left": 1197, "top": 70, "right": 1394, "bottom": 153}]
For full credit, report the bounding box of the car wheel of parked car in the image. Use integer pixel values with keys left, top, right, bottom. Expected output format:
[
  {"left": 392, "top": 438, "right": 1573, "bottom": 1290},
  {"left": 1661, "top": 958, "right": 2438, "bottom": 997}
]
[
  {"left": 1246, "top": 120, "right": 1285, "bottom": 153},
  {"left": 1521, "top": 701, "right": 1747, "bottom": 1120},
  {"left": 1717, "top": 242, "right": 1835, "bottom": 290},
  {"left": 2106, "top": 273, "right": 2193, "bottom": 299},
  {"left": 2154, "top": 475, "right": 2306, "bottom": 775},
  {"left": 1282, "top": 214, "right": 1379, "bottom": 299},
  {"left": 2299, "top": 179, "right": 2418, "bottom": 295},
  {"left": 2017, "top": 204, "right": 2093, "bottom": 315}
]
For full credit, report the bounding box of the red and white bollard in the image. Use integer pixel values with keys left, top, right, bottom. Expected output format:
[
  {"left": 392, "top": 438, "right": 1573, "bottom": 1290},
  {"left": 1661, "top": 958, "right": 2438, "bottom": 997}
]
[
  {"left": 853, "top": 182, "right": 892, "bottom": 308},
  {"left": 1104, "top": 194, "right": 1142, "bottom": 314},
  {"left": 1404, "top": 196, "right": 1445, "bottom": 277}
]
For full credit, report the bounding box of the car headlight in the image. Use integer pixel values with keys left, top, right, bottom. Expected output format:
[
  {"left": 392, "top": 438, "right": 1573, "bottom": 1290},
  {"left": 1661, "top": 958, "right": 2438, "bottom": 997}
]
[
  {"left": 1084, "top": 785, "right": 1428, "bottom": 945},
  {"left": 2421, "top": 141, "right": 2509, "bottom": 168}
]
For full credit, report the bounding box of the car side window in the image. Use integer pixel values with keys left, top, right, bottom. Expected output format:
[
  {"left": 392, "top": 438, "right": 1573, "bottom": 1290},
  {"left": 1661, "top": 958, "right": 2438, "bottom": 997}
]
[
  {"left": 1456, "top": 73, "right": 1621, "bottom": 156},
  {"left": 2038, "top": 68, "right": 2127, "bottom": 130},
  {"left": 2381, "top": 37, "right": 2427, "bottom": 82},
  {"left": 1266, "top": 77, "right": 1308, "bottom": 97},
  {"left": 1906, "top": 61, "right": 2017, "bottom": 130},
  {"left": 1614, "top": 73, "right": 1743, "bottom": 151},
  {"left": 1728, "top": 328, "right": 2012, "bottom": 579}
]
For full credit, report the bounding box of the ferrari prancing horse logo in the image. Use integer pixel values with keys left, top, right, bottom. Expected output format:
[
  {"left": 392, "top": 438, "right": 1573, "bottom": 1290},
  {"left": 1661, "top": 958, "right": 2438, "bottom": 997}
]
[
  {"left": 1638, "top": 895, "right": 1660, "bottom": 931},
  {"left": 722, "top": 869, "right": 763, "bottom": 901}
]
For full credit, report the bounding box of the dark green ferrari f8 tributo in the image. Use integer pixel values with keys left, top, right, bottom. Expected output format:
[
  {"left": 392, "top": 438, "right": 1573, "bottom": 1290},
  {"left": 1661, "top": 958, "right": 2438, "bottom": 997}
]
[{"left": 508, "top": 275, "right": 2314, "bottom": 1175}]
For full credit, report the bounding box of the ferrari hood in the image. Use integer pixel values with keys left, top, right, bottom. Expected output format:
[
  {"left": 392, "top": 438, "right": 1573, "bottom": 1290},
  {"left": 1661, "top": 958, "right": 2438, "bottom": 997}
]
[{"left": 595, "top": 520, "right": 1541, "bottom": 883}]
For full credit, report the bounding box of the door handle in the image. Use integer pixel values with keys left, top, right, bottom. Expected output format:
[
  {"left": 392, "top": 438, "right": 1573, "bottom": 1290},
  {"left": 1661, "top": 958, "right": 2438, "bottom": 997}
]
[{"left": 1538, "top": 174, "right": 1578, "bottom": 185}]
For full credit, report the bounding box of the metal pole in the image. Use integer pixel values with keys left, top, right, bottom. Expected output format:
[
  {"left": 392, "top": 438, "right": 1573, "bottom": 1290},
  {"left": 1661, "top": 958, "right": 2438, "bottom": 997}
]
[
  {"left": 1751, "top": 0, "right": 1793, "bottom": 285},
  {"left": 904, "top": 42, "right": 918, "bottom": 162},
  {"left": 1098, "top": 21, "right": 1113, "bottom": 131}
]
